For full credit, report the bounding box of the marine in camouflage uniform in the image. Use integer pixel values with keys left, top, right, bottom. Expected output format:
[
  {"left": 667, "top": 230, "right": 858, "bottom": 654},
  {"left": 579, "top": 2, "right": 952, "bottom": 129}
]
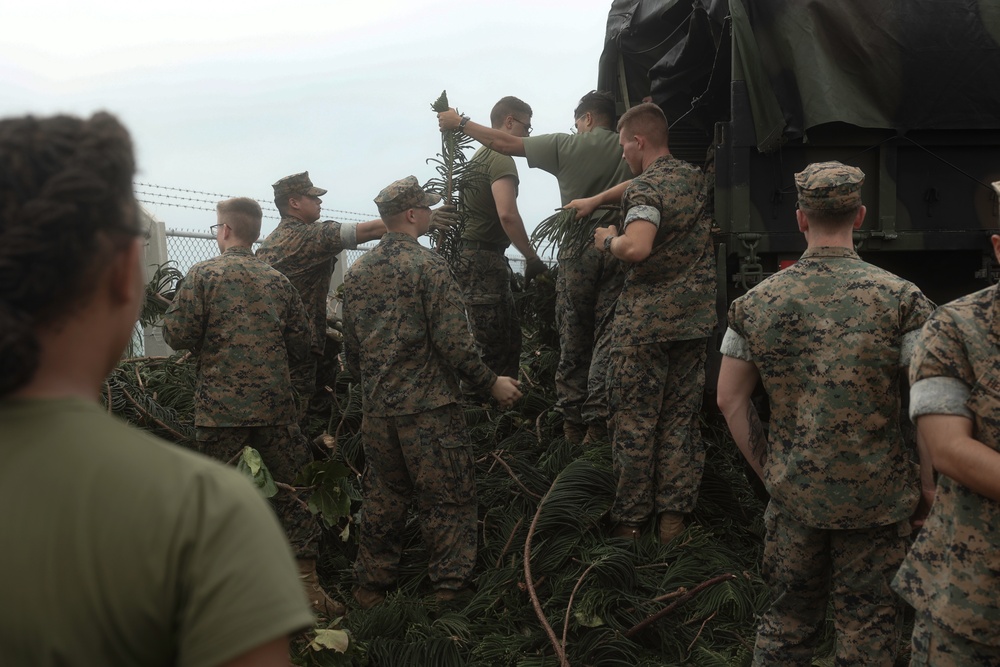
[
  {"left": 256, "top": 171, "right": 386, "bottom": 402},
  {"left": 453, "top": 97, "right": 545, "bottom": 379},
  {"left": 594, "top": 103, "right": 716, "bottom": 541},
  {"left": 438, "top": 92, "right": 631, "bottom": 442},
  {"left": 717, "top": 162, "right": 935, "bottom": 666},
  {"left": 893, "top": 189, "right": 1000, "bottom": 664},
  {"left": 343, "top": 177, "right": 521, "bottom": 605},
  {"left": 162, "top": 198, "right": 318, "bottom": 559}
]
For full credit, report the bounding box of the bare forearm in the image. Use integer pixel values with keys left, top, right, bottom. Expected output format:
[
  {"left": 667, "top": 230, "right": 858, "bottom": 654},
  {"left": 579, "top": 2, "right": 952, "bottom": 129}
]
[
  {"left": 606, "top": 233, "right": 647, "bottom": 263},
  {"left": 929, "top": 432, "right": 1000, "bottom": 502},
  {"left": 717, "top": 356, "right": 766, "bottom": 480},
  {"left": 500, "top": 215, "right": 537, "bottom": 259},
  {"left": 463, "top": 120, "right": 525, "bottom": 156},
  {"left": 595, "top": 180, "right": 631, "bottom": 207},
  {"left": 720, "top": 399, "right": 766, "bottom": 480},
  {"left": 355, "top": 219, "right": 387, "bottom": 244}
]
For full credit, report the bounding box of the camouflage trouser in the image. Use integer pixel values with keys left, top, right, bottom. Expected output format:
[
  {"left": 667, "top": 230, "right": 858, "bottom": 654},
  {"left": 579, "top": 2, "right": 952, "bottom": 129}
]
[
  {"left": 909, "top": 612, "right": 1000, "bottom": 667},
  {"left": 754, "top": 502, "right": 910, "bottom": 667},
  {"left": 289, "top": 354, "right": 319, "bottom": 416},
  {"left": 354, "top": 404, "right": 477, "bottom": 593},
  {"left": 555, "top": 243, "right": 624, "bottom": 427},
  {"left": 452, "top": 248, "right": 522, "bottom": 378},
  {"left": 195, "top": 424, "right": 318, "bottom": 559},
  {"left": 608, "top": 338, "right": 706, "bottom": 524}
]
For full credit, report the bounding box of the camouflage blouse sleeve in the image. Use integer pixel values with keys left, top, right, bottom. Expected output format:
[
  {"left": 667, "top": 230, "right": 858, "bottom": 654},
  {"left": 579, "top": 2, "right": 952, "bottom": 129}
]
[
  {"left": 340, "top": 277, "right": 362, "bottom": 382},
  {"left": 162, "top": 267, "right": 207, "bottom": 352},
  {"left": 909, "top": 305, "right": 975, "bottom": 420},
  {"left": 282, "top": 279, "right": 314, "bottom": 392},
  {"left": 899, "top": 284, "right": 936, "bottom": 368},
  {"left": 719, "top": 297, "right": 754, "bottom": 362},
  {"left": 423, "top": 259, "right": 497, "bottom": 392},
  {"left": 316, "top": 220, "right": 360, "bottom": 252},
  {"left": 621, "top": 178, "right": 662, "bottom": 230}
]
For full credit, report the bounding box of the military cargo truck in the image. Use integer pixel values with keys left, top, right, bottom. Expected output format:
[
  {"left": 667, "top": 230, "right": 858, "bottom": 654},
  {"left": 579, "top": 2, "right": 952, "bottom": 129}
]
[{"left": 598, "top": 0, "right": 1000, "bottom": 311}]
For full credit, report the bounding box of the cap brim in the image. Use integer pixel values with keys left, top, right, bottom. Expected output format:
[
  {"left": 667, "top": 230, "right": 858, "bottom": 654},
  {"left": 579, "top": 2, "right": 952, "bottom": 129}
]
[
  {"left": 423, "top": 192, "right": 442, "bottom": 207},
  {"left": 305, "top": 186, "right": 328, "bottom": 196}
]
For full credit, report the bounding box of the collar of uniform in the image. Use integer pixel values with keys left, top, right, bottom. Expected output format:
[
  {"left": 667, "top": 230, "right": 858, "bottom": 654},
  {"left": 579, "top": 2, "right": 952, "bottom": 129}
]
[
  {"left": 383, "top": 231, "right": 420, "bottom": 244},
  {"left": 800, "top": 246, "right": 860, "bottom": 261},
  {"left": 280, "top": 214, "right": 315, "bottom": 226},
  {"left": 223, "top": 246, "right": 254, "bottom": 256}
]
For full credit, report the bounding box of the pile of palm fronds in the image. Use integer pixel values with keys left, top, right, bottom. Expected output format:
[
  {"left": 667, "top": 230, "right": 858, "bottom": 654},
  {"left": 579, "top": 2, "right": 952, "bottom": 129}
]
[{"left": 106, "top": 262, "right": 777, "bottom": 666}]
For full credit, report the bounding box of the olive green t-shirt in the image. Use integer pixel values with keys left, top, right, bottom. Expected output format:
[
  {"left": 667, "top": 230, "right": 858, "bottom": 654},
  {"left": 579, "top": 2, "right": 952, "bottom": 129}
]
[
  {"left": 0, "top": 397, "right": 314, "bottom": 667},
  {"left": 461, "top": 145, "right": 518, "bottom": 247},
  {"left": 522, "top": 127, "right": 632, "bottom": 205}
]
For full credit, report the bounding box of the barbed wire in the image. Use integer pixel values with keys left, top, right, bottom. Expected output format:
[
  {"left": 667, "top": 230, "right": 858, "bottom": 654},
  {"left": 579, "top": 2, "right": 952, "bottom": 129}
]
[{"left": 134, "top": 181, "right": 378, "bottom": 220}]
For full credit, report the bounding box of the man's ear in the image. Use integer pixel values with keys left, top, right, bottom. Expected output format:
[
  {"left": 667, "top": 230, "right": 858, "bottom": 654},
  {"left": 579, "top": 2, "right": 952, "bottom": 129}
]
[
  {"left": 853, "top": 204, "right": 867, "bottom": 230},
  {"left": 796, "top": 208, "right": 808, "bottom": 234}
]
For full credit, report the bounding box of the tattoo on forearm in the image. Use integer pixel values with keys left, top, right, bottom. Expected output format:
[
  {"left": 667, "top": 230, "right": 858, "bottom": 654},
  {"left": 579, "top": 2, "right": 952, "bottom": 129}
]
[{"left": 747, "top": 403, "right": 767, "bottom": 466}]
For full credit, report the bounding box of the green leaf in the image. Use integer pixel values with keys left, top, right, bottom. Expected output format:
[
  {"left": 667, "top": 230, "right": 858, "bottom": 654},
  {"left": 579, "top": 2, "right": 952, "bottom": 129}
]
[
  {"left": 243, "top": 446, "right": 263, "bottom": 476},
  {"left": 235, "top": 447, "right": 278, "bottom": 498},
  {"left": 431, "top": 89, "right": 449, "bottom": 112},
  {"left": 296, "top": 460, "right": 353, "bottom": 527},
  {"left": 309, "top": 628, "right": 350, "bottom": 653},
  {"left": 573, "top": 609, "right": 605, "bottom": 628}
]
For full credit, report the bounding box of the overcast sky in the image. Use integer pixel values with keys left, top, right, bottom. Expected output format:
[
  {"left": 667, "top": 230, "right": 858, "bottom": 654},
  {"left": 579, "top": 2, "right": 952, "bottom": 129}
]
[{"left": 2, "top": 0, "right": 618, "bottom": 250}]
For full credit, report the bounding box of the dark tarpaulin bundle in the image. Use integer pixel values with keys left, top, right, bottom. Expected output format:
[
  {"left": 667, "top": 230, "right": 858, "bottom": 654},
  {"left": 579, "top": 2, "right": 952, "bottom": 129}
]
[{"left": 600, "top": 0, "right": 1000, "bottom": 152}]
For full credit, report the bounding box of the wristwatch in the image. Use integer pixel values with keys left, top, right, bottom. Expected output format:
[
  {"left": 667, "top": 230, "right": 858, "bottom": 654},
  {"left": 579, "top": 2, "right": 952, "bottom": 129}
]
[
  {"left": 458, "top": 114, "right": 471, "bottom": 131},
  {"left": 603, "top": 235, "right": 614, "bottom": 252}
]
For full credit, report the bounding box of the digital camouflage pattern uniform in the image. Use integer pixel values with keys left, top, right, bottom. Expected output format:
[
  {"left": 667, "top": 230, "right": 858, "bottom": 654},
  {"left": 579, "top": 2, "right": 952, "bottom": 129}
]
[
  {"left": 721, "top": 162, "right": 935, "bottom": 666},
  {"left": 609, "top": 154, "right": 715, "bottom": 526},
  {"left": 257, "top": 172, "right": 362, "bottom": 393},
  {"left": 894, "top": 282, "right": 1000, "bottom": 665},
  {"left": 452, "top": 145, "right": 521, "bottom": 378},
  {"left": 162, "top": 246, "right": 320, "bottom": 558},
  {"left": 343, "top": 177, "right": 497, "bottom": 595},
  {"left": 523, "top": 128, "right": 632, "bottom": 432}
]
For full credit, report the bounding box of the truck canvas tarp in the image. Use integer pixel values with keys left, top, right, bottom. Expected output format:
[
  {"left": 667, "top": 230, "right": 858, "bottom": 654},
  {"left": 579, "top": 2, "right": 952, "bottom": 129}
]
[
  {"left": 599, "top": 0, "right": 1000, "bottom": 306},
  {"left": 601, "top": 0, "right": 1000, "bottom": 150}
]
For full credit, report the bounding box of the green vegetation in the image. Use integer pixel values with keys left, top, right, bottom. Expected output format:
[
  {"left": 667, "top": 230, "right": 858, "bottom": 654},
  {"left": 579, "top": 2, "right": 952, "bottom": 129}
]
[{"left": 108, "top": 267, "right": 776, "bottom": 666}]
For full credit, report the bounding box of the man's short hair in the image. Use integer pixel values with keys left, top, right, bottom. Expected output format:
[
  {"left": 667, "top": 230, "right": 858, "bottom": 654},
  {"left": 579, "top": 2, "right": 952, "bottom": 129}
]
[
  {"left": 574, "top": 91, "right": 616, "bottom": 128},
  {"left": 617, "top": 102, "right": 669, "bottom": 148},
  {"left": 217, "top": 197, "right": 263, "bottom": 243},
  {"left": 801, "top": 205, "right": 861, "bottom": 230},
  {"left": 489, "top": 96, "right": 532, "bottom": 129}
]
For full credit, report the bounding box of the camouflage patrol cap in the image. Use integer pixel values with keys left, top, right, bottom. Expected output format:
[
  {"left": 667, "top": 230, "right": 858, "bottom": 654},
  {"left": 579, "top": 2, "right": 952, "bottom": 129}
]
[
  {"left": 272, "top": 171, "right": 327, "bottom": 201},
  {"left": 373, "top": 176, "right": 442, "bottom": 217},
  {"left": 795, "top": 161, "right": 864, "bottom": 212}
]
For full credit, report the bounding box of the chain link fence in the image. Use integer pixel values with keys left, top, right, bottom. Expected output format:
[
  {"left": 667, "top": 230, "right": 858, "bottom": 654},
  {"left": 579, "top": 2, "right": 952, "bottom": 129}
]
[{"left": 164, "top": 229, "right": 536, "bottom": 277}]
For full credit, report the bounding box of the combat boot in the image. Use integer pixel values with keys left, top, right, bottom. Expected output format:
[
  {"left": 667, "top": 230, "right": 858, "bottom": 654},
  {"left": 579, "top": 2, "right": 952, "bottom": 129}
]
[
  {"left": 563, "top": 420, "right": 586, "bottom": 445},
  {"left": 657, "top": 512, "right": 686, "bottom": 545},
  {"left": 298, "top": 557, "right": 346, "bottom": 617}
]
